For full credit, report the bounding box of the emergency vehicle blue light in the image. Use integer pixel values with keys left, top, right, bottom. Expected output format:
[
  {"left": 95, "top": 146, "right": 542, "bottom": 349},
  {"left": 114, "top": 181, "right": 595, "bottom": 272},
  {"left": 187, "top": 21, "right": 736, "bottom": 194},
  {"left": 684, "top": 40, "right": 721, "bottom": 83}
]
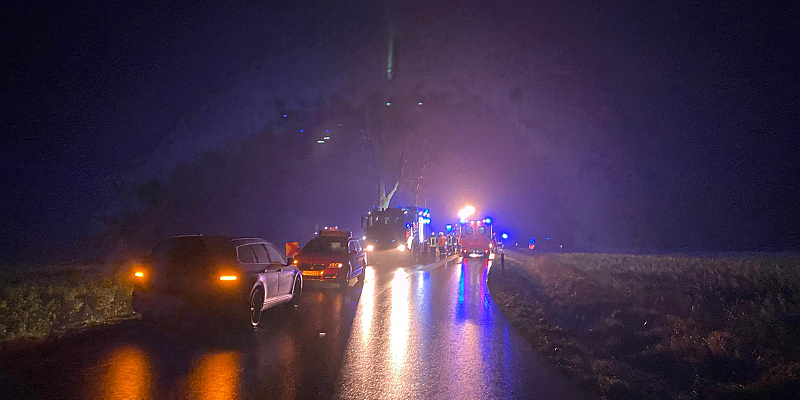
[
  {"left": 546, "top": 237, "right": 551, "bottom": 240},
  {"left": 424, "top": 209, "right": 429, "bottom": 214},
  {"left": 445, "top": 224, "right": 452, "bottom": 232},
  {"left": 299, "top": 129, "right": 304, "bottom": 133},
  {"left": 484, "top": 217, "right": 492, "bottom": 224},
  {"left": 325, "top": 129, "right": 330, "bottom": 133},
  {"left": 283, "top": 114, "right": 288, "bottom": 118},
  {"left": 501, "top": 233, "right": 508, "bottom": 239}
]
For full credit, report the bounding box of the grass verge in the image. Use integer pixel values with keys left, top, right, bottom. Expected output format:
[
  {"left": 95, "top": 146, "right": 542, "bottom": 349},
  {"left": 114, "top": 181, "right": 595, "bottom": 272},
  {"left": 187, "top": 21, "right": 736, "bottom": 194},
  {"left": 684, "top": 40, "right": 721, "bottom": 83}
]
[
  {"left": 488, "top": 252, "right": 800, "bottom": 400},
  {"left": 0, "top": 266, "right": 134, "bottom": 343}
]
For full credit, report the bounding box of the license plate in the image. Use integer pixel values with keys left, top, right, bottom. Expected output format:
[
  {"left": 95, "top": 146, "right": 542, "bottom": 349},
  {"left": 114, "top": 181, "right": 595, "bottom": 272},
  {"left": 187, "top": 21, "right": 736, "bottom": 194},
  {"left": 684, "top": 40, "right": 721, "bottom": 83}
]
[{"left": 302, "top": 270, "right": 323, "bottom": 277}]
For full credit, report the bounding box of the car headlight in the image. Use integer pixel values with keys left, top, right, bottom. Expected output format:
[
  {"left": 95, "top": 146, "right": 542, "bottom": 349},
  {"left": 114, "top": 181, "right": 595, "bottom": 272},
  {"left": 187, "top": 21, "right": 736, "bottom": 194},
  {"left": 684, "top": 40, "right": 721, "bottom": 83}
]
[
  {"left": 397, "top": 244, "right": 406, "bottom": 251},
  {"left": 329, "top": 262, "right": 343, "bottom": 269},
  {"left": 366, "top": 245, "right": 374, "bottom": 252}
]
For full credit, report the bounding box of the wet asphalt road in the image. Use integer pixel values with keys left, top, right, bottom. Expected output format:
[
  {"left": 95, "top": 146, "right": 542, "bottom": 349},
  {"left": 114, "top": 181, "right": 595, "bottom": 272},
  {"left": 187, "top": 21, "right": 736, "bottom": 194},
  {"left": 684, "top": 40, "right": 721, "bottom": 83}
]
[{"left": 0, "top": 256, "right": 581, "bottom": 400}]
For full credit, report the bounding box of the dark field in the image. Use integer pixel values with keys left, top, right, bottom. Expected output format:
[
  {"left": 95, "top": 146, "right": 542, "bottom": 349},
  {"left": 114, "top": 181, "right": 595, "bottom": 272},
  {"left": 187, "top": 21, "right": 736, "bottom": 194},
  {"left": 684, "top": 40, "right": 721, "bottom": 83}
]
[{"left": 489, "top": 252, "right": 800, "bottom": 400}]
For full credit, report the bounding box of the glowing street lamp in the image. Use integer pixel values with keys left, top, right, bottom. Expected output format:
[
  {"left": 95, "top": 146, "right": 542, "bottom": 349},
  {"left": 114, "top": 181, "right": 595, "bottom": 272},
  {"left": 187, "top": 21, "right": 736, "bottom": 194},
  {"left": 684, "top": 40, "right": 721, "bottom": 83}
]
[{"left": 458, "top": 205, "right": 475, "bottom": 222}]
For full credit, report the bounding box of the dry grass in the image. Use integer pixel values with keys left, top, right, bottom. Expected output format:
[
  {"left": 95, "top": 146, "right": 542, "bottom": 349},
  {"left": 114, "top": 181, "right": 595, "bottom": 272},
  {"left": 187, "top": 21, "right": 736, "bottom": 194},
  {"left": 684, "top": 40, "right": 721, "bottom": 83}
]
[{"left": 489, "top": 252, "right": 800, "bottom": 400}]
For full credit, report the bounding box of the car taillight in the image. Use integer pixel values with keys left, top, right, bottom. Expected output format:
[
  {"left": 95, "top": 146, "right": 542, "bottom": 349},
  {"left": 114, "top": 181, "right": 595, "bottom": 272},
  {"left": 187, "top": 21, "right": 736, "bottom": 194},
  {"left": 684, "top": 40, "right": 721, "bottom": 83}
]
[
  {"left": 329, "top": 263, "right": 343, "bottom": 269},
  {"left": 134, "top": 271, "right": 145, "bottom": 278},
  {"left": 219, "top": 275, "right": 238, "bottom": 281}
]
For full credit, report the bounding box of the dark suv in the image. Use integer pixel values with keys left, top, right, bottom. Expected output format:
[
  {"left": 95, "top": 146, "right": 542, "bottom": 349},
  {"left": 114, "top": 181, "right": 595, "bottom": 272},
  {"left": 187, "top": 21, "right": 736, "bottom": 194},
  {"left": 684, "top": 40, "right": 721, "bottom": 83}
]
[{"left": 131, "top": 235, "right": 302, "bottom": 327}]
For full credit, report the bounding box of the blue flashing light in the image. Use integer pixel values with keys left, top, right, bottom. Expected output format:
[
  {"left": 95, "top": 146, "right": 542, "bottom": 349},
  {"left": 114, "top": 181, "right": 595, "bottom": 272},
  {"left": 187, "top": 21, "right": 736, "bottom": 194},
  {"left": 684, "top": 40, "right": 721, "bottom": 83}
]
[
  {"left": 445, "top": 224, "right": 452, "bottom": 232},
  {"left": 484, "top": 217, "right": 492, "bottom": 224},
  {"left": 424, "top": 209, "right": 429, "bottom": 214},
  {"left": 325, "top": 129, "right": 330, "bottom": 133},
  {"left": 299, "top": 129, "right": 304, "bottom": 133},
  {"left": 501, "top": 233, "right": 509, "bottom": 239},
  {"left": 546, "top": 236, "right": 551, "bottom": 240},
  {"left": 283, "top": 114, "right": 288, "bottom": 118}
]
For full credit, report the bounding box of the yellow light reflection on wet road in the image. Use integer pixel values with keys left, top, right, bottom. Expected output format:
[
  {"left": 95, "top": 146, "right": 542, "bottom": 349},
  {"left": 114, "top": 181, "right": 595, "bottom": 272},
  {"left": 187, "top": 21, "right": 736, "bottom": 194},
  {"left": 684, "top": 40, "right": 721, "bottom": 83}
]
[
  {"left": 188, "top": 351, "right": 241, "bottom": 400},
  {"left": 390, "top": 268, "right": 409, "bottom": 366},
  {"left": 100, "top": 346, "right": 152, "bottom": 400}
]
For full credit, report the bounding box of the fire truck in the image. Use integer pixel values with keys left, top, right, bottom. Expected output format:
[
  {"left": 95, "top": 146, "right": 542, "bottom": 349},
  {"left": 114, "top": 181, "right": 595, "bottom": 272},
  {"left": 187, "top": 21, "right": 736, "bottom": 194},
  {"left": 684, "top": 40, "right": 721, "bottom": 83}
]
[
  {"left": 361, "top": 206, "right": 431, "bottom": 256},
  {"left": 459, "top": 218, "right": 495, "bottom": 258}
]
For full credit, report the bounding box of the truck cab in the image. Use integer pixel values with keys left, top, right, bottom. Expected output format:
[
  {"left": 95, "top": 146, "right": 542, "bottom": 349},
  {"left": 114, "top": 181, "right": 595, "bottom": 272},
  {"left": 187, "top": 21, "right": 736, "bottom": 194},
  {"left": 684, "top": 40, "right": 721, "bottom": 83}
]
[{"left": 361, "top": 206, "right": 430, "bottom": 256}]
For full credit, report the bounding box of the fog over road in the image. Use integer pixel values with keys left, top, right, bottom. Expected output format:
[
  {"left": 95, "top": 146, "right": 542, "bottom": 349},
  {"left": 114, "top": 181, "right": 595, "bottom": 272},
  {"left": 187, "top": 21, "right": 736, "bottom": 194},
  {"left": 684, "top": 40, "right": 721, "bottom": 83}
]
[{"left": 1, "top": 256, "right": 580, "bottom": 400}]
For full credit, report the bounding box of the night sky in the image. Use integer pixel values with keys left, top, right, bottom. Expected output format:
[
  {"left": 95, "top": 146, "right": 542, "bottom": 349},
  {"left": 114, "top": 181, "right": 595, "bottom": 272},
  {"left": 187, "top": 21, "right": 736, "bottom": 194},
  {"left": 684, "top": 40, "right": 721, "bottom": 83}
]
[{"left": 2, "top": 1, "right": 798, "bottom": 265}]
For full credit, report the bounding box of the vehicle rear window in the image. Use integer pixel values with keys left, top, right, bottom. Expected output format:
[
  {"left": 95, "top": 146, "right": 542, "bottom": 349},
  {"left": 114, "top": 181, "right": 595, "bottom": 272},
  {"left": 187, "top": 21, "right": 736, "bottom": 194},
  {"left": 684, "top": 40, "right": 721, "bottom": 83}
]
[
  {"left": 238, "top": 245, "right": 256, "bottom": 263},
  {"left": 464, "top": 226, "right": 474, "bottom": 235},
  {"left": 149, "top": 237, "right": 212, "bottom": 273},
  {"left": 478, "top": 226, "right": 486, "bottom": 235},
  {"left": 301, "top": 237, "right": 347, "bottom": 254},
  {"left": 250, "top": 244, "right": 269, "bottom": 263}
]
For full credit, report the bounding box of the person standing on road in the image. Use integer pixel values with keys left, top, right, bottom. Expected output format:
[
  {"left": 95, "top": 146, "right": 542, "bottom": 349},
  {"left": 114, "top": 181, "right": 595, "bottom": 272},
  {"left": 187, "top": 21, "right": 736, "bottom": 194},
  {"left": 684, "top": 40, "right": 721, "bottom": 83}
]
[
  {"left": 447, "top": 234, "right": 456, "bottom": 255},
  {"left": 429, "top": 233, "right": 437, "bottom": 258},
  {"left": 437, "top": 232, "right": 447, "bottom": 258}
]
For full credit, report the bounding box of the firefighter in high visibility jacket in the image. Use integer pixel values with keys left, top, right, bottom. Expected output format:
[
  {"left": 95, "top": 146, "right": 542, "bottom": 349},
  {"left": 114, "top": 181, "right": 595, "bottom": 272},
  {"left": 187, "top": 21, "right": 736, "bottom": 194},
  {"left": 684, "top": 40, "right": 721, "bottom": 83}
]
[
  {"left": 429, "top": 233, "right": 438, "bottom": 257},
  {"left": 437, "top": 232, "right": 447, "bottom": 257},
  {"left": 446, "top": 234, "right": 456, "bottom": 255}
]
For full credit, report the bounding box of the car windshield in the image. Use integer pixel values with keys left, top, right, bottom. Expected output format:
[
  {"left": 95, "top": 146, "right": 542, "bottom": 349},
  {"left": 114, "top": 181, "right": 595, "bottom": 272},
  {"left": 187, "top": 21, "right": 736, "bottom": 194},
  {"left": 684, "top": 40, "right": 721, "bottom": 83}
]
[{"left": 301, "top": 238, "right": 347, "bottom": 254}]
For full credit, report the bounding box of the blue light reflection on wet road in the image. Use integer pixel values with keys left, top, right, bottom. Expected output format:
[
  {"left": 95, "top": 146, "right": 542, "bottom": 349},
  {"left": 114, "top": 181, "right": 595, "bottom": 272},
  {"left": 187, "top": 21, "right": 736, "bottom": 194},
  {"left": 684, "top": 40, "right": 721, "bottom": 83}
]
[{"left": 336, "top": 257, "right": 580, "bottom": 400}]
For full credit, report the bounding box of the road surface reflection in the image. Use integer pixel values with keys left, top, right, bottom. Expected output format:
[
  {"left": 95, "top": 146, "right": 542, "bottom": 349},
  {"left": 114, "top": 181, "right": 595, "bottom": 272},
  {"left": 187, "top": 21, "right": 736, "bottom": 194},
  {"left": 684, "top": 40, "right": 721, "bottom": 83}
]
[
  {"left": 1, "top": 256, "right": 579, "bottom": 400},
  {"left": 99, "top": 346, "right": 152, "bottom": 400}
]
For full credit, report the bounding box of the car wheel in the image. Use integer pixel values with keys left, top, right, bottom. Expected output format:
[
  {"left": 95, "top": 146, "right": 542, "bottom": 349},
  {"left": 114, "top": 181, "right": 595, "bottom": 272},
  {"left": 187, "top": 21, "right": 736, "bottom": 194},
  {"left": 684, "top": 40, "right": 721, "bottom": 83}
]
[
  {"left": 250, "top": 287, "right": 265, "bottom": 327},
  {"left": 290, "top": 278, "right": 302, "bottom": 306}
]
